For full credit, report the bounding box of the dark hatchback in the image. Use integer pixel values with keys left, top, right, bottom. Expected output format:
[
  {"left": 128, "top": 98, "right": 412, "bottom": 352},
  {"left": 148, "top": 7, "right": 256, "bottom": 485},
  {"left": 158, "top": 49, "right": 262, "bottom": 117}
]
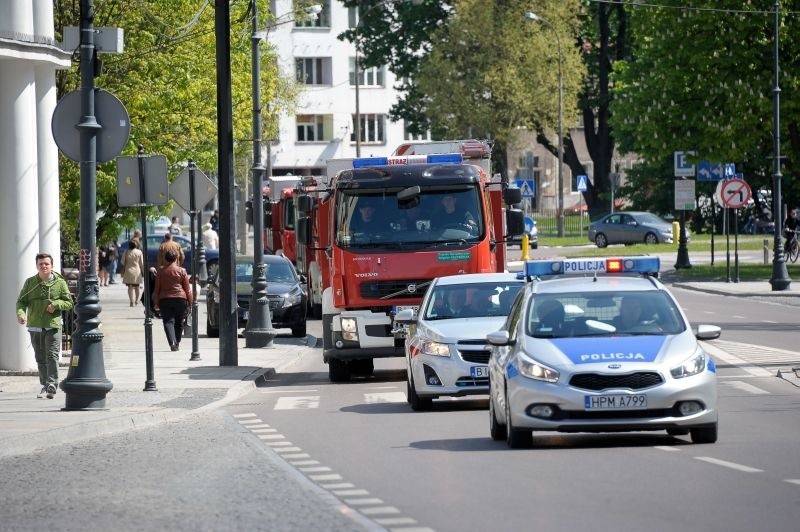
[
  {"left": 118, "top": 234, "right": 219, "bottom": 279},
  {"left": 206, "top": 254, "right": 307, "bottom": 338}
]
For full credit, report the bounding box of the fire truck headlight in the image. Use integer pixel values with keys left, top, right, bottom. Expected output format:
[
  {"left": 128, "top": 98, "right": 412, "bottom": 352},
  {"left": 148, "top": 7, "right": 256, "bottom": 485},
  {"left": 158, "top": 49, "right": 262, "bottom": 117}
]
[{"left": 341, "top": 318, "right": 359, "bottom": 342}]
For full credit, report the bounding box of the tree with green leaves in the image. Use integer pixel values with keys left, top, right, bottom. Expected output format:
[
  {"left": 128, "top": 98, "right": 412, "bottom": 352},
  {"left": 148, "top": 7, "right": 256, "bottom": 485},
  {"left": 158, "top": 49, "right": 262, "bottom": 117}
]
[
  {"left": 612, "top": 0, "right": 800, "bottom": 222},
  {"left": 53, "top": 0, "right": 305, "bottom": 251}
]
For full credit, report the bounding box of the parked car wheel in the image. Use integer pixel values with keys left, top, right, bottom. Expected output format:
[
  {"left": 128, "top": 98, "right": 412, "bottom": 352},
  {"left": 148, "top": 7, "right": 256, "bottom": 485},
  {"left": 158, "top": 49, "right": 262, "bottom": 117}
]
[
  {"left": 594, "top": 233, "right": 609, "bottom": 248},
  {"left": 407, "top": 374, "right": 432, "bottom": 411},
  {"left": 644, "top": 232, "right": 659, "bottom": 245}
]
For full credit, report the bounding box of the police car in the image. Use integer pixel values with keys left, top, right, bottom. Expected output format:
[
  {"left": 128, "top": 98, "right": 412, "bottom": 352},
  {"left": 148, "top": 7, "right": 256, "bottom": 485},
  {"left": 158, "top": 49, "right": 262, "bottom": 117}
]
[
  {"left": 395, "top": 273, "right": 524, "bottom": 411},
  {"left": 487, "top": 256, "right": 721, "bottom": 448}
]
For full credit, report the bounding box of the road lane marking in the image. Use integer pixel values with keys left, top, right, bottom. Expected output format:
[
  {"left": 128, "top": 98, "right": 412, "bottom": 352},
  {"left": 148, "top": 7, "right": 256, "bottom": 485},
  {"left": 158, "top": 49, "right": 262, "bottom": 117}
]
[
  {"left": 259, "top": 388, "right": 319, "bottom": 393},
  {"left": 695, "top": 456, "right": 763, "bottom": 473},
  {"left": 374, "top": 517, "right": 418, "bottom": 526},
  {"left": 257, "top": 434, "right": 286, "bottom": 440},
  {"left": 299, "top": 466, "right": 333, "bottom": 473},
  {"left": 237, "top": 418, "right": 263, "bottom": 424},
  {"left": 275, "top": 396, "right": 320, "bottom": 410},
  {"left": 282, "top": 453, "right": 310, "bottom": 459},
  {"left": 309, "top": 473, "right": 344, "bottom": 481},
  {"left": 251, "top": 428, "right": 278, "bottom": 433},
  {"left": 345, "top": 498, "right": 384, "bottom": 505},
  {"left": 654, "top": 446, "right": 681, "bottom": 452},
  {"left": 290, "top": 460, "right": 320, "bottom": 466},
  {"left": 360, "top": 506, "right": 401, "bottom": 516},
  {"left": 723, "top": 380, "right": 770, "bottom": 395},
  {"left": 246, "top": 423, "right": 272, "bottom": 429},
  {"left": 732, "top": 315, "right": 747, "bottom": 319},
  {"left": 320, "top": 482, "right": 355, "bottom": 489},
  {"left": 272, "top": 446, "right": 302, "bottom": 453},
  {"left": 265, "top": 440, "right": 292, "bottom": 446},
  {"left": 333, "top": 489, "right": 370, "bottom": 496},
  {"left": 232, "top": 413, "right": 257, "bottom": 418},
  {"left": 364, "top": 392, "right": 407, "bottom": 404},
  {"left": 785, "top": 479, "right": 800, "bottom": 486},
  {"left": 700, "top": 342, "right": 773, "bottom": 377}
]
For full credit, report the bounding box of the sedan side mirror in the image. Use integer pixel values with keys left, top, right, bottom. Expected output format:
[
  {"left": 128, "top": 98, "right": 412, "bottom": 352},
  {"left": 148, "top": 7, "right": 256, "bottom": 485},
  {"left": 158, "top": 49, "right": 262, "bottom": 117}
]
[{"left": 394, "top": 308, "right": 416, "bottom": 324}]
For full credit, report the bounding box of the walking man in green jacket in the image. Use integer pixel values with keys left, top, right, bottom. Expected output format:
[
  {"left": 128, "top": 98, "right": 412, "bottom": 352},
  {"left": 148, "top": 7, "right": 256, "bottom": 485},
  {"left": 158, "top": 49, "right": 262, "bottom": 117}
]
[{"left": 16, "top": 253, "right": 74, "bottom": 399}]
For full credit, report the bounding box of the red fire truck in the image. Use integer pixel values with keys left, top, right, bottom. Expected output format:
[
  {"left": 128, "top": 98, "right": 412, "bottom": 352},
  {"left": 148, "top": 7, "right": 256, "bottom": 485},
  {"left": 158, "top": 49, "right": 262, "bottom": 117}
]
[{"left": 296, "top": 140, "right": 524, "bottom": 382}]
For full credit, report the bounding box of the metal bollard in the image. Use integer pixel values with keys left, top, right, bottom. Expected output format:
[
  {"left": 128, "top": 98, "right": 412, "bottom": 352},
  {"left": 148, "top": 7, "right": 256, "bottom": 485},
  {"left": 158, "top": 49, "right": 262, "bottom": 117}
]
[
  {"left": 521, "top": 234, "right": 530, "bottom": 261},
  {"left": 764, "top": 239, "right": 769, "bottom": 264}
]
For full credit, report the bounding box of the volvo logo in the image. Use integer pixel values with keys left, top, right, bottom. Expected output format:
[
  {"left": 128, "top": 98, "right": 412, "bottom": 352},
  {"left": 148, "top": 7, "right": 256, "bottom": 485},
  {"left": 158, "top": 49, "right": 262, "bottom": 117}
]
[
  {"left": 607, "top": 363, "right": 622, "bottom": 369},
  {"left": 407, "top": 283, "right": 417, "bottom": 294}
]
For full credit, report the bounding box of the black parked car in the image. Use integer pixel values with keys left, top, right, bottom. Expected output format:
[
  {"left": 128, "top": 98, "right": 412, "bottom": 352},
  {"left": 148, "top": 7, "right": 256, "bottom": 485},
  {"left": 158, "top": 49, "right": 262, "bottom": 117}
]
[
  {"left": 206, "top": 254, "right": 307, "bottom": 338},
  {"left": 117, "top": 234, "right": 219, "bottom": 280}
]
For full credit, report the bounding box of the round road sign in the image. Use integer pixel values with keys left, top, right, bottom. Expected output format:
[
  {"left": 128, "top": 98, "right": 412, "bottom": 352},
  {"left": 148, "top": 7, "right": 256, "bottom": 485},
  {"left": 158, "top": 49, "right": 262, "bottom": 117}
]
[{"left": 719, "top": 179, "right": 751, "bottom": 209}]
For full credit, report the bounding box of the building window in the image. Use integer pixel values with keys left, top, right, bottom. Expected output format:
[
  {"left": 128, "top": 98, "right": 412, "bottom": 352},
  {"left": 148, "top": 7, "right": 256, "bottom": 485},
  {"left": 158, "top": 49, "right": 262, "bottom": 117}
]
[
  {"left": 349, "top": 58, "right": 384, "bottom": 87},
  {"left": 350, "top": 114, "right": 385, "bottom": 144},
  {"left": 296, "top": 58, "right": 331, "bottom": 85},
  {"left": 403, "top": 122, "right": 431, "bottom": 141},
  {"left": 297, "top": 114, "right": 333, "bottom": 142},
  {"left": 296, "top": 0, "right": 330, "bottom": 28}
]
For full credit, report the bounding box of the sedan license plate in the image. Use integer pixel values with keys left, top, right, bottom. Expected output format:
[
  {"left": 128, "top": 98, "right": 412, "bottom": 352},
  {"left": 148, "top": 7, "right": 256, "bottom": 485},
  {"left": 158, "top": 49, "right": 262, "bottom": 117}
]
[
  {"left": 470, "top": 366, "right": 489, "bottom": 378},
  {"left": 585, "top": 394, "right": 647, "bottom": 410},
  {"left": 393, "top": 305, "right": 418, "bottom": 315}
]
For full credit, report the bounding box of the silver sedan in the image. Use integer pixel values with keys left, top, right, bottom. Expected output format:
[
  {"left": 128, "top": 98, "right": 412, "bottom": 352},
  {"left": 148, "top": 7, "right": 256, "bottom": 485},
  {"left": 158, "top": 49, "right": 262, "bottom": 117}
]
[
  {"left": 488, "top": 256, "right": 720, "bottom": 448},
  {"left": 588, "top": 211, "right": 688, "bottom": 247},
  {"left": 395, "top": 272, "right": 524, "bottom": 411}
]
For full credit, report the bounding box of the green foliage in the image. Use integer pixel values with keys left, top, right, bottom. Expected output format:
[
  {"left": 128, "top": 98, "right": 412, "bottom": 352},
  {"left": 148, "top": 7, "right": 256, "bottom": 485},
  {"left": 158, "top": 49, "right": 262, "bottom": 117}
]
[
  {"left": 611, "top": 0, "right": 800, "bottom": 212},
  {"left": 53, "top": 0, "right": 300, "bottom": 250}
]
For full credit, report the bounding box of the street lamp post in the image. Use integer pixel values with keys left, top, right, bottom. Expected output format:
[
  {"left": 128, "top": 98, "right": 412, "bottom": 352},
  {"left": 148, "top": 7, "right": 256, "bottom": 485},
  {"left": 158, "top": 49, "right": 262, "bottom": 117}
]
[
  {"left": 769, "top": 0, "right": 791, "bottom": 291},
  {"left": 525, "top": 12, "right": 565, "bottom": 237},
  {"left": 244, "top": 0, "right": 277, "bottom": 348}
]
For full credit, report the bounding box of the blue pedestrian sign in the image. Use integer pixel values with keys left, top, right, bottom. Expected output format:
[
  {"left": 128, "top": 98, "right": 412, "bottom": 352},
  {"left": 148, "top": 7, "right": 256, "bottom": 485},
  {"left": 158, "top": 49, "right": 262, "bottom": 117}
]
[
  {"left": 576, "top": 174, "right": 588, "bottom": 192},
  {"left": 697, "top": 161, "right": 723, "bottom": 181},
  {"left": 515, "top": 179, "right": 535, "bottom": 198},
  {"left": 724, "top": 163, "right": 736, "bottom": 179}
]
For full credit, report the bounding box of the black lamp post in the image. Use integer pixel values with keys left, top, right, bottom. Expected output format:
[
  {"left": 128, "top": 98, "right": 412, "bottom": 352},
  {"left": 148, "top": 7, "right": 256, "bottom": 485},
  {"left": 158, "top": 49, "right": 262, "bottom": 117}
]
[
  {"left": 60, "top": 0, "right": 113, "bottom": 409},
  {"left": 244, "top": 0, "right": 277, "bottom": 348},
  {"left": 769, "top": 0, "right": 791, "bottom": 291},
  {"left": 525, "top": 11, "right": 565, "bottom": 237}
]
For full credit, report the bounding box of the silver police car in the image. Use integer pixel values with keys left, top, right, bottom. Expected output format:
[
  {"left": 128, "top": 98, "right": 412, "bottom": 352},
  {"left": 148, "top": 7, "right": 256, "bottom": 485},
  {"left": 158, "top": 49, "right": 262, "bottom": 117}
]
[
  {"left": 487, "top": 257, "right": 720, "bottom": 448},
  {"left": 395, "top": 273, "right": 524, "bottom": 411}
]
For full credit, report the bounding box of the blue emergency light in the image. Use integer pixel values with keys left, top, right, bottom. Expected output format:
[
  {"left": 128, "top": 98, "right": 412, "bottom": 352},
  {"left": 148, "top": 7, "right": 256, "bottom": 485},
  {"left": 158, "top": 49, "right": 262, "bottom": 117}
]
[
  {"left": 352, "top": 153, "right": 463, "bottom": 168},
  {"left": 524, "top": 256, "right": 661, "bottom": 278}
]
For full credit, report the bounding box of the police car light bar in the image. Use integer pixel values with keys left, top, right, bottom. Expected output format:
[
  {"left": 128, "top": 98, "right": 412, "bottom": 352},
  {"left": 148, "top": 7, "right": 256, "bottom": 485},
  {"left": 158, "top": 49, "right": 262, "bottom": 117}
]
[
  {"left": 524, "top": 256, "right": 661, "bottom": 278},
  {"left": 352, "top": 153, "right": 463, "bottom": 168}
]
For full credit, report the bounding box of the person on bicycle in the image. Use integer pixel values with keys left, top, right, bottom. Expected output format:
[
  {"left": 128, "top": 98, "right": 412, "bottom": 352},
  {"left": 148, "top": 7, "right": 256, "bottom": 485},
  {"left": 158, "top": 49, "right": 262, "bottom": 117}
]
[{"left": 783, "top": 208, "right": 798, "bottom": 255}]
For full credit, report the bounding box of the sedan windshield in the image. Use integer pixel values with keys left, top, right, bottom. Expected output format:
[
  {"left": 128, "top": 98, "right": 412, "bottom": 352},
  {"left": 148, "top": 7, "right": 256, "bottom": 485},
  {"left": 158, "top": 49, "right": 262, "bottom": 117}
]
[
  {"left": 526, "top": 291, "right": 685, "bottom": 338},
  {"left": 424, "top": 282, "right": 523, "bottom": 320}
]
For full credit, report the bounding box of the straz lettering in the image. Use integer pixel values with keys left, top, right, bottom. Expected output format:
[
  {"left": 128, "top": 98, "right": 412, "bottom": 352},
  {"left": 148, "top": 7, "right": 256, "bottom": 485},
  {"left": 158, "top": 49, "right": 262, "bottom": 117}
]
[
  {"left": 580, "top": 352, "right": 646, "bottom": 362},
  {"left": 564, "top": 259, "right": 606, "bottom": 273}
]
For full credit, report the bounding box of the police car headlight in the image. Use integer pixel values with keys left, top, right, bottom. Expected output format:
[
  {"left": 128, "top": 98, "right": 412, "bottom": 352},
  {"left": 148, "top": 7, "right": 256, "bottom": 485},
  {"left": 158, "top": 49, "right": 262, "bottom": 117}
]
[
  {"left": 517, "top": 354, "right": 559, "bottom": 383},
  {"left": 420, "top": 339, "right": 452, "bottom": 357},
  {"left": 670, "top": 348, "right": 706, "bottom": 379}
]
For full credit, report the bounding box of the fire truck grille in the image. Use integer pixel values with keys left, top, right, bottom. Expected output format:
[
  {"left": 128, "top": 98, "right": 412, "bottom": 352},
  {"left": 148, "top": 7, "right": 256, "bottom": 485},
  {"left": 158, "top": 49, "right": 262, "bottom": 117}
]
[{"left": 359, "top": 279, "right": 432, "bottom": 300}]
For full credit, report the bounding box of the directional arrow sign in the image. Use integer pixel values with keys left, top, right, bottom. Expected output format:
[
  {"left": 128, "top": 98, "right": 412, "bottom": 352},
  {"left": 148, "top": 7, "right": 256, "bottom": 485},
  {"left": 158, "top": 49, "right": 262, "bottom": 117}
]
[{"left": 697, "top": 161, "right": 723, "bottom": 181}]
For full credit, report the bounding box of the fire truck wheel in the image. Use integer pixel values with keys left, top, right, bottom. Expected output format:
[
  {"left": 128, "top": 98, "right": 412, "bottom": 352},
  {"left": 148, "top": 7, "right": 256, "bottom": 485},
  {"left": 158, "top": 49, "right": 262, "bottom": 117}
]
[
  {"left": 351, "top": 358, "right": 374, "bottom": 377},
  {"left": 328, "top": 358, "right": 352, "bottom": 382}
]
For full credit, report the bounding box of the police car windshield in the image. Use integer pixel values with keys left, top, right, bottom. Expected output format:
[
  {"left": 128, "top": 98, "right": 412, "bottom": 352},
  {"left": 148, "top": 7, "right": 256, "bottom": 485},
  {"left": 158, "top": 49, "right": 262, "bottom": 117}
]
[{"left": 526, "top": 290, "right": 685, "bottom": 338}]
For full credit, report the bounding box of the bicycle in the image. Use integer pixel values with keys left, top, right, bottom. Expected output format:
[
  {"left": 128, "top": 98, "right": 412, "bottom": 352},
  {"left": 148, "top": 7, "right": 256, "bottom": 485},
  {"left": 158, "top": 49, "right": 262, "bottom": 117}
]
[{"left": 786, "top": 230, "right": 800, "bottom": 263}]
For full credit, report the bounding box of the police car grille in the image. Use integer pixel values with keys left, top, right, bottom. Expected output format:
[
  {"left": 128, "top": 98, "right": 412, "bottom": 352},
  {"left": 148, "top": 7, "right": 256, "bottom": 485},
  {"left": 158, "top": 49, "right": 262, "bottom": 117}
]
[
  {"left": 569, "top": 372, "right": 663, "bottom": 391},
  {"left": 359, "top": 279, "right": 431, "bottom": 300},
  {"left": 457, "top": 340, "right": 491, "bottom": 364}
]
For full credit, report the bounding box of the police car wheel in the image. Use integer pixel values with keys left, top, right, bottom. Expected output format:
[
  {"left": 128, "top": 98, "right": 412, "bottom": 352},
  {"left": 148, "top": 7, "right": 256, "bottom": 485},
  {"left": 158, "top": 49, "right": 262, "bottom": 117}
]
[
  {"left": 407, "top": 375, "right": 432, "bottom": 411},
  {"left": 504, "top": 391, "right": 532, "bottom": 448},
  {"left": 690, "top": 424, "right": 718, "bottom": 444},
  {"left": 489, "top": 396, "right": 506, "bottom": 441}
]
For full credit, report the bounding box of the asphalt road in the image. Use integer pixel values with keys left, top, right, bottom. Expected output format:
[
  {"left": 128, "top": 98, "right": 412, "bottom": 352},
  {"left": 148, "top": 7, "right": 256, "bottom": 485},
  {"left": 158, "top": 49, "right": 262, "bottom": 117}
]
[{"left": 221, "top": 288, "right": 800, "bottom": 532}]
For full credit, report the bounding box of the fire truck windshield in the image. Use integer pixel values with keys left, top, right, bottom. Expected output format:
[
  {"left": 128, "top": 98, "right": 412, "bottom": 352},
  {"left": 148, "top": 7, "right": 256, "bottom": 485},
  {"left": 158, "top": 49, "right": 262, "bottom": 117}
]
[{"left": 336, "top": 187, "right": 484, "bottom": 248}]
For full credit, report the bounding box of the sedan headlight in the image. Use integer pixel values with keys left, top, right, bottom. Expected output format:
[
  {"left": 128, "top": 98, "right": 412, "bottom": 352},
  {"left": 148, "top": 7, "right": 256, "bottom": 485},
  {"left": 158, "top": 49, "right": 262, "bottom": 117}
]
[
  {"left": 670, "top": 348, "right": 707, "bottom": 379},
  {"left": 420, "top": 339, "right": 452, "bottom": 357},
  {"left": 517, "top": 353, "right": 559, "bottom": 383},
  {"left": 282, "top": 289, "right": 303, "bottom": 308}
]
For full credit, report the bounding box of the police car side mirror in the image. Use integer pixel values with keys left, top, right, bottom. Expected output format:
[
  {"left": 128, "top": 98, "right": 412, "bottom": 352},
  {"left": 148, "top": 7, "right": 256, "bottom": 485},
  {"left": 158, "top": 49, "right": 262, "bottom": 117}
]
[
  {"left": 486, "top": 330, "right": 513, "bottom": 346},
  {"left": 695, "top": 324, "right": 721, "bottom": 340}
]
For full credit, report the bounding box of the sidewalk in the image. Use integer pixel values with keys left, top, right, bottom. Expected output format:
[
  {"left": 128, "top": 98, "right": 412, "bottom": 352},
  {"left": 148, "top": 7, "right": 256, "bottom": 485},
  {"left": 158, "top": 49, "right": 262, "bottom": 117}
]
[{"left": 0, "top": 281, "right": 316, "bottom": 459}]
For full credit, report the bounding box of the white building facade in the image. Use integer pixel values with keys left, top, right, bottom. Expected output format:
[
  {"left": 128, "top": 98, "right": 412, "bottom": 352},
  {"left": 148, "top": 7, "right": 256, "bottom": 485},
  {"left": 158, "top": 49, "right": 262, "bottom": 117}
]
[
  {"left": 267, "top": 0, "right": 421, "bottom": 176},
  {"left": 0, "top": 1, "right": 71, "bottom": 371}
]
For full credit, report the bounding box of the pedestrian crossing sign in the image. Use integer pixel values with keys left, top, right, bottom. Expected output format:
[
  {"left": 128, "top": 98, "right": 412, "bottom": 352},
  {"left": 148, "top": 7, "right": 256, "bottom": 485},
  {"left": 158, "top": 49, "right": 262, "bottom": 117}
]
[
  {"left": 577, "top": 174, "right": 588, "bottom": 192},
  {"left": 515, "top": 179, "right": 535, "bottom": 198}
]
